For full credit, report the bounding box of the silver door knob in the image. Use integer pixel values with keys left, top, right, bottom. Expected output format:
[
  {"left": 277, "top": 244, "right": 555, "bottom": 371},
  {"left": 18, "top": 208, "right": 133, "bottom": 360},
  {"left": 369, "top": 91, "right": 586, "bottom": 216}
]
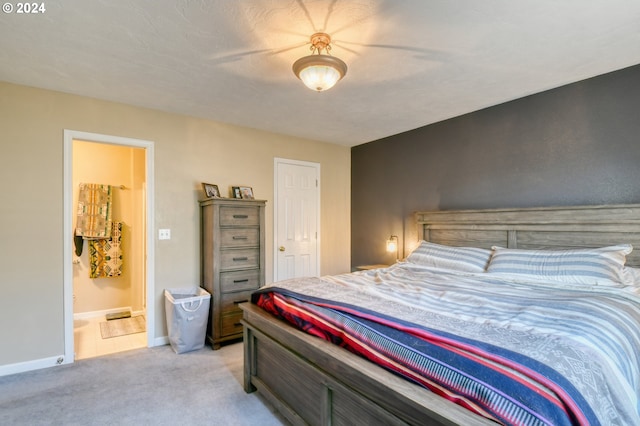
[{"left": 279, "top": 246, "right": 285, "bottom": 252}]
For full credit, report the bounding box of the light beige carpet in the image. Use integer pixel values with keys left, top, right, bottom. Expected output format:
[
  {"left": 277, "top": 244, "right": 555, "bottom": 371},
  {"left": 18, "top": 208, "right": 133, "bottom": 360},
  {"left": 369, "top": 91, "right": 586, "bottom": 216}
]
[
  {"left": 0, "top": 343, "right": 286, "bottom": 425},
  {"left": 100, "top": 315, "right": 145, "bottom": 339}
]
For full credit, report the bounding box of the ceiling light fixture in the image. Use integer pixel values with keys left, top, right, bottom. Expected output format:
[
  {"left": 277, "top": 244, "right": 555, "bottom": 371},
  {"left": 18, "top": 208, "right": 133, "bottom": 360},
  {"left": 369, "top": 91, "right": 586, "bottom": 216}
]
[{"left": 292, "top": 32, "right": 347, "bottom": 92}]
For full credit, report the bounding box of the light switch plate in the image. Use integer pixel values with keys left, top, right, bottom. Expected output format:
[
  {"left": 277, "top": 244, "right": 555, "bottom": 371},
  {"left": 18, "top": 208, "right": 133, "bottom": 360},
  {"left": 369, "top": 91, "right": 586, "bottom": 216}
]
[{"left": 158, "top": 229, "right": 171, "bottom": 240}]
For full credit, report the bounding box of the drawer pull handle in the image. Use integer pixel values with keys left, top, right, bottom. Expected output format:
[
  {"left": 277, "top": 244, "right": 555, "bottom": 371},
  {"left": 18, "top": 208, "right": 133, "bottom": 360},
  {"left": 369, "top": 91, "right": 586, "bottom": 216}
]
[
  {"left": 232, "top": 236, "right": 248, "bottom": 240},
  {"left": 233, "top": 257, "right": 248, "bottom": 261},
  {"left": 233, "top": 214, "right": 249, "bottom": 219},
  {"left": 233, "top": 299, "right": 249, "bottom": 305},
  {"left": 234, "top": 322, "right": 242, "bottom": 327},
  {"left": 233, "top": 279, "right": 249, "bottom": 283}
]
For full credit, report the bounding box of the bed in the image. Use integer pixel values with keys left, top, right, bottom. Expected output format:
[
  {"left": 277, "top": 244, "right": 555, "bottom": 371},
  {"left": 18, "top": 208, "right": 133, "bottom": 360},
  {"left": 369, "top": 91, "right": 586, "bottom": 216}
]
[{"left": 240, "top": 204, "right": 640, "bottom": 425}]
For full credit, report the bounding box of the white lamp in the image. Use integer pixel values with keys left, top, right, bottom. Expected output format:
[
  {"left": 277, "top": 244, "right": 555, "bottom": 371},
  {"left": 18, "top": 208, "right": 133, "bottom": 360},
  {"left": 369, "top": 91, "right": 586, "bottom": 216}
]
[{"left": 292, "top": 33, "right": 347, "bottom": 92}]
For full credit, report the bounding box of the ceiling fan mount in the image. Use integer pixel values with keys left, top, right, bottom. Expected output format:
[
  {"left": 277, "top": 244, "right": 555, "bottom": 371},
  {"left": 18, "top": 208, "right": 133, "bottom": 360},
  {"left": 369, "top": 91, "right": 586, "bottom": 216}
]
[{"left": 308, "top": 32, "right": 332, "bottom": 53}]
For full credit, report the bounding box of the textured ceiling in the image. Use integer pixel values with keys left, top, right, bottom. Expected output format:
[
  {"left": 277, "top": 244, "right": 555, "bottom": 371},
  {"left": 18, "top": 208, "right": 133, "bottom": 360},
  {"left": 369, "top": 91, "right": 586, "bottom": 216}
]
[{"left": 1, "top": 0, "right": 639, "bottom": 146}]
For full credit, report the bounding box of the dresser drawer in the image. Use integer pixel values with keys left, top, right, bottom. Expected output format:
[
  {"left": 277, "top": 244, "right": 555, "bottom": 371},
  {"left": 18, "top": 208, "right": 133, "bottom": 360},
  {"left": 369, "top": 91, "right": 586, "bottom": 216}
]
[
  {"left": 220, "top": 206, "right": 260, "bottom": 226},
  {"left": 220, "top": 248, "right": 260, "bottom": 270},
  {"left": 220, "top": 228, "right": 259, "bottom": 248},
  {"left": 221, "top": 290, "right": 253, "bottom": 314},
  {"left": 220, "top": 270, "right": 260, "bottom": 292},
  {"left": 221, "top": 311, "right": 244, "bottom": 337}
]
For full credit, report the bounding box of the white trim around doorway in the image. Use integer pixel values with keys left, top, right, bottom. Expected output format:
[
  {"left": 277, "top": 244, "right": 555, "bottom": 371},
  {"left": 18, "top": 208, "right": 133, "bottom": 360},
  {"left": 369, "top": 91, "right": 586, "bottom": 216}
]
[{"left": 63, "top": 130, "right": 156, "bottom": 365}]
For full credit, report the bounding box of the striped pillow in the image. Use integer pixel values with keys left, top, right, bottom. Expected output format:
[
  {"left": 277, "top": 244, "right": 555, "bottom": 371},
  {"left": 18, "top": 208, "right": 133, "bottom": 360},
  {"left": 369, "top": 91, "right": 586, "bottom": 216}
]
[
  {"left": 406, "top": 241, "right": 492, "bottom": 273},
  {"left": 486, "top": 244, "right": 633, "bottom": 285}
]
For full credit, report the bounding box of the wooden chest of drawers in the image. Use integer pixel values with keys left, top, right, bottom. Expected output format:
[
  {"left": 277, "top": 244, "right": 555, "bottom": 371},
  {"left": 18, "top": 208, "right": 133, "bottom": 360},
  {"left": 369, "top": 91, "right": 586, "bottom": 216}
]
[{"left": 200, "top": 198, "right": 265, "bottom": 349}]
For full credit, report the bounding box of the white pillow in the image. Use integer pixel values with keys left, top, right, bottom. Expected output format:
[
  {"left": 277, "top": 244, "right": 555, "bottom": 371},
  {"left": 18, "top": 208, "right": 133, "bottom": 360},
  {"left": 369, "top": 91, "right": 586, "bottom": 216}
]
[
  {"left": 486, "top": 244, "right": 633, "bottom": 286},
  {"left": 406, "top": 241, "right": 492, "bottom": 273}
]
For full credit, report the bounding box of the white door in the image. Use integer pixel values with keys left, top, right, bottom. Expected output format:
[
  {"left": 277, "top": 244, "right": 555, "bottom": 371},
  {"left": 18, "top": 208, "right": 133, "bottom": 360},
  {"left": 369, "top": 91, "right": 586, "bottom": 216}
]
[{"left": 274, "top": 158, "right": 320, "bottom": 281}]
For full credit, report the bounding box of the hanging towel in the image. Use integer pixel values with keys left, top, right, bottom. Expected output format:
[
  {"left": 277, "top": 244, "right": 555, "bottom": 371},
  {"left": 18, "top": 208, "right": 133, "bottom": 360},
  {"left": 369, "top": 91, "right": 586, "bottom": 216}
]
[
  {"left": 76, "top": 183, "right": 113, "bottom": 239},
  {"left": 74, "top": 232, "right": 84, "bottom": 257},
  {"left": 89, "top": 222, "right": 123, "bottom": 278}
]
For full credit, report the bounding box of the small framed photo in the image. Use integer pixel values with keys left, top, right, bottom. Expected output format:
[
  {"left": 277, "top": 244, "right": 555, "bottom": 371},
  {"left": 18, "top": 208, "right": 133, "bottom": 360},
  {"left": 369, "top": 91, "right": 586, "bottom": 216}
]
[
  {"left": 231, "top": 186, "right": 242, "bottom": 199},
  {"left": 202, "top": 183, "right": 220, "bottom": 198},
  {"left": 239, "top": 186, "right": 254, "bottom": 199}
]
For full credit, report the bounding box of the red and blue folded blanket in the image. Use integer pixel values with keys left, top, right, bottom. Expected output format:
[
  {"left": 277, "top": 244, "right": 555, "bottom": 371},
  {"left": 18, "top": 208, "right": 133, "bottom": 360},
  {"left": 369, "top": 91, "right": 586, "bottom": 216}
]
[{"left": 253, "top": 288, "right": 597, "bottom": 426}]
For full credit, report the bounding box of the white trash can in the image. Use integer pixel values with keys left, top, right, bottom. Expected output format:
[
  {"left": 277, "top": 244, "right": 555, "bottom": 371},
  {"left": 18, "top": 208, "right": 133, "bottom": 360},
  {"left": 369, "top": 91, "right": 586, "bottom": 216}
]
[{"left": 164, "top": 287, "right": 211, "bottom": 354}]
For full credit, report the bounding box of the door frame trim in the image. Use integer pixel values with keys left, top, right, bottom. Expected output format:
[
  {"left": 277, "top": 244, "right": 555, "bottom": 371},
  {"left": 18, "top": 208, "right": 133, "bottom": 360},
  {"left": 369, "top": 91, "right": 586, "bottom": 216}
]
[
  {"left": 63, "top": 130, "right": 156, "bottom": 364},
  {"left": 273, "top": 157, "right": 321, "bottom": 281}
]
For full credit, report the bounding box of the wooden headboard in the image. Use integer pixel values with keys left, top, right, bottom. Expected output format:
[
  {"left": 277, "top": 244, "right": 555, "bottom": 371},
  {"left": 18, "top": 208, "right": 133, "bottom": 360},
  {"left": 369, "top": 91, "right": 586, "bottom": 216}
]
[{"left": 415, "top": 204, "right": 640, "bottom": 268}]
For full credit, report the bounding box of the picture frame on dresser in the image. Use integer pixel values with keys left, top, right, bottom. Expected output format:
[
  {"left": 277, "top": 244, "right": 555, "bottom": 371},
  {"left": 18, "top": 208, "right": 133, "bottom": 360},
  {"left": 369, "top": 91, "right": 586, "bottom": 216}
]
[
  {"left": 239, "top": 186, "right": 254, "bottom": 199},
  {"left": 202, "top": 182, "right": 220, "bottom": 198},
  {"left": 231, "top": 186, "right": 241, "bottom": 199}
]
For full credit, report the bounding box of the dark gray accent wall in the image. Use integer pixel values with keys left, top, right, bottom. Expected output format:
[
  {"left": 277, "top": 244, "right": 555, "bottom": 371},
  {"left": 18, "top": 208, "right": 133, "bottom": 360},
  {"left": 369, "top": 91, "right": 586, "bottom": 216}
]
[{"left": 351, "top": 64, "right": 640, "bottom": 267}]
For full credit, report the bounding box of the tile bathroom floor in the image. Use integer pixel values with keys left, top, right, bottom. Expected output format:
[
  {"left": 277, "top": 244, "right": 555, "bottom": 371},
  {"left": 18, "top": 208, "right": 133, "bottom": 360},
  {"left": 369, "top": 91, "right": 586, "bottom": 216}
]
[{"left": 74, "top": 316, "right": 147, "bottom": 360}]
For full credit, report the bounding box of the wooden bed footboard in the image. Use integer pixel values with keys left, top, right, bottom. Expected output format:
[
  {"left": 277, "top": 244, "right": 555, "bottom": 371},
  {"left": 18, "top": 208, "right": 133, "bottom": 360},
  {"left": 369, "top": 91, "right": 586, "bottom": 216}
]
[{"left": 240, "top": 302, "right": 493, "bottom": 426}]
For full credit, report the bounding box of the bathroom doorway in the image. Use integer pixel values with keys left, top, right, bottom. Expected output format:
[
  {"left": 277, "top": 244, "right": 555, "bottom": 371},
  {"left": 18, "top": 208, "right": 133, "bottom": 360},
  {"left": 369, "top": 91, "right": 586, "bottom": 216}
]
[{"left": 63, "top": 131, "right": 155, "bottom": 363}]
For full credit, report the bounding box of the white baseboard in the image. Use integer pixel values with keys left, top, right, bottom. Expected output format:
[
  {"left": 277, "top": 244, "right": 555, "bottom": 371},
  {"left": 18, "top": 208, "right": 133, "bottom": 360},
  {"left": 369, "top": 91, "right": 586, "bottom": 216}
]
[
  {"left": 73, "top": 307, "right": 143, "bottom": 321},
  {"left": 1, "top": 316, "right": 167, "bottom": 377},
  {"left": 154, "top": 336, "right": 169, "bottom": 346},
  {"left": 0, "top": 355, "right": 67, "bottom": 377}
]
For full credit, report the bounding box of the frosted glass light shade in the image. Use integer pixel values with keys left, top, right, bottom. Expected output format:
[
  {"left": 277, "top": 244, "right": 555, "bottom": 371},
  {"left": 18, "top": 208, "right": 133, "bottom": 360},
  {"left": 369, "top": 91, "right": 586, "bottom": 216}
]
[
  {"left": 386, "top": 236, "right": 398, "bottom": 253},
  {"left": 293, "top": 55, "right": 347, "bottom": 92},
  {"left": 299, "top": 65, "right": 341, "bottom": 91}
]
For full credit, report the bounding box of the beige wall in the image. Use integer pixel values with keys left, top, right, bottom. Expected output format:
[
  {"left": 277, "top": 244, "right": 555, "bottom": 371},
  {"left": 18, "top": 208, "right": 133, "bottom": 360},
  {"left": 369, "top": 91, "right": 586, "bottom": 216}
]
[{"left": 0, "top": 81, "right": 351, "bottom": 367}]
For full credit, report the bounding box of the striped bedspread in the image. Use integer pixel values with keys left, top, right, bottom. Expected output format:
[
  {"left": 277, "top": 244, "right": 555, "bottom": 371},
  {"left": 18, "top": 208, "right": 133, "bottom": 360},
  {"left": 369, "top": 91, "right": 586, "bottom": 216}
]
[{"left": 252, "top": 263, "right": 640, "bottom": 426}]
